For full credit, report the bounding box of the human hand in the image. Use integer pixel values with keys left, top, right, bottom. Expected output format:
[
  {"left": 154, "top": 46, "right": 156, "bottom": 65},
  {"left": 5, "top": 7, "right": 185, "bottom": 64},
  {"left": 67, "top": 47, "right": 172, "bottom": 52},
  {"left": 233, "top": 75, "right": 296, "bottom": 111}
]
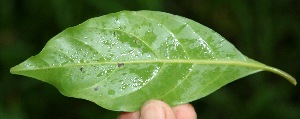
[{"left": 118, "top": 100, "right": 197, "bottom": 119}]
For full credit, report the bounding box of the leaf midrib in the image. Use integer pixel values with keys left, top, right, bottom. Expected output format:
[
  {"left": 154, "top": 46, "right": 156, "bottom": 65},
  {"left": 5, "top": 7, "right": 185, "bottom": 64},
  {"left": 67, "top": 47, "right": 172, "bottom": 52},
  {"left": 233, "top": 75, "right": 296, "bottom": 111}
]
[
  {"left": 11, "top": 59, "right": 296, "bottom": 85},
  {"left": 9, "top": 59, "right": 277, "bottom": 71}
]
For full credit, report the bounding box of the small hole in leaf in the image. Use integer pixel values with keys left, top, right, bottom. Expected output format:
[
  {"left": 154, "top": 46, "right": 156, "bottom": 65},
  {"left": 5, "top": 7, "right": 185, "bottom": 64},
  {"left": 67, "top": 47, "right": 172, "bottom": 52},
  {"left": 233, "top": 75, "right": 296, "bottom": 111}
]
[{"left": 80, "top": 67, "right": 83, "bottom": 72}]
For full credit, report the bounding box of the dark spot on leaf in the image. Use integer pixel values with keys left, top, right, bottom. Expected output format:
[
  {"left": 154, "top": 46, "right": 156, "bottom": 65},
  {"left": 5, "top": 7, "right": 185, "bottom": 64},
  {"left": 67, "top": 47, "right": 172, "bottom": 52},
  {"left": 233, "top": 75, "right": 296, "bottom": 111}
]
[
  {"left": 94, "top": 86, "right": 98, "bottom": 91},
  {"left": 117, "top": 63, "right": 124, "bottom": 68},
  {"left": 80, "top": 67, "right": 83, "bottom": 72}
]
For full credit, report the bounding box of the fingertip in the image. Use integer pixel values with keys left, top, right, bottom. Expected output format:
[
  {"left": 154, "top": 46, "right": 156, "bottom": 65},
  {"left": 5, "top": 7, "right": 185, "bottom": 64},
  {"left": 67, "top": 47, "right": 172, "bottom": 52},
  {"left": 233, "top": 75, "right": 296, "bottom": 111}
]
[
  {"left": 141, "top": 100, "right": 176, "bottom": 119},
  {"left": 173, "top": 103, "right": 197, "bottom": 119}
]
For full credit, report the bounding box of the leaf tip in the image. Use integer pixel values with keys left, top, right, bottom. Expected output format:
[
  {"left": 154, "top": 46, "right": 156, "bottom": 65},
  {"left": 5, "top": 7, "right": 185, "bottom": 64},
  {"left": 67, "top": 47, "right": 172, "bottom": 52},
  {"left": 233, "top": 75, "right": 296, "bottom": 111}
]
[
  {"left": 10, "top": 61, "right": 30, "bottom": 75},
  {"left": 10, "top": 65, "right": 18, "bottom": 74}
]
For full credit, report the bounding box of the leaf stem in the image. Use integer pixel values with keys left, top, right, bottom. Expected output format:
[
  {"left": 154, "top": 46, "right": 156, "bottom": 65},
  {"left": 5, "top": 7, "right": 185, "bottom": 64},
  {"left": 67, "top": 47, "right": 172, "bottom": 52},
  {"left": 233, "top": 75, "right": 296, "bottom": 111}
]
[{"left": 260, "top": 66, "right": 297, "bottom": 86}]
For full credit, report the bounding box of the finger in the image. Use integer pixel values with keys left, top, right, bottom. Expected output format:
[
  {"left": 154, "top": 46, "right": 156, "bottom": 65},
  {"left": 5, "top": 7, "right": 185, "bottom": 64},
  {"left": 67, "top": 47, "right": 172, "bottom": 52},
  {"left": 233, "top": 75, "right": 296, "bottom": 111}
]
[
  {"left": 172, "top": 103, "right": 197, "bottom": 119},
  {"left": 141, "top": 100, "right": 176, "bottom": 119},
  {"left": 118, "top": 112, "right": 140, "bottom": 119}
]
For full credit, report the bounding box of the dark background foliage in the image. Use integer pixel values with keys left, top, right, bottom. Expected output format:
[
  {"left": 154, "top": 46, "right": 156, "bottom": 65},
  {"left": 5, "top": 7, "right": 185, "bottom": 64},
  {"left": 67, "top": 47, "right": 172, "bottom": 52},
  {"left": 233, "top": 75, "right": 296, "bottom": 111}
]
[{"left": 1, "top": 0, "right": 299, "bottom": 119}]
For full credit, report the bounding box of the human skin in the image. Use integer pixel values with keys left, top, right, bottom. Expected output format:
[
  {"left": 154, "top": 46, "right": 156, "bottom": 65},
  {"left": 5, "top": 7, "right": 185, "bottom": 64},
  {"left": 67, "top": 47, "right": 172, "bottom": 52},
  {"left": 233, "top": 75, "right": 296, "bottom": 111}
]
[{"left": 118, "top": 100, "right": 197, "bottom": 119}]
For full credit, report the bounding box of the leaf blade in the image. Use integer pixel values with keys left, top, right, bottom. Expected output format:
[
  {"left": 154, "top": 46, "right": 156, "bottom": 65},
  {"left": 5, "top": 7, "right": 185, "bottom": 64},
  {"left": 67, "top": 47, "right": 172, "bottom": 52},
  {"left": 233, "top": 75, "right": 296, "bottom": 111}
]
[{"left": 10, "top": 10, "right": 296, "bottom": 111}]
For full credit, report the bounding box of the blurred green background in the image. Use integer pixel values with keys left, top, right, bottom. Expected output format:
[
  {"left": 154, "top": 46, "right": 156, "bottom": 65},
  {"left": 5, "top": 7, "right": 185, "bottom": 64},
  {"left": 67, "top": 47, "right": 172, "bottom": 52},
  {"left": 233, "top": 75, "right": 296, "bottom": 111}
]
[{"left": 1, "top": 0, "right": 299, "bottom": 119}]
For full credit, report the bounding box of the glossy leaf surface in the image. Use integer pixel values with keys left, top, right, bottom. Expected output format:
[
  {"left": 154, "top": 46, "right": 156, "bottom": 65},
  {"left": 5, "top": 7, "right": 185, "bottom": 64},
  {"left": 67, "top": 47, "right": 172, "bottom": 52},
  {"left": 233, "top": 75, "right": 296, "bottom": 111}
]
[{"left": 10, "top": 11, "right": 296, "bottom": 111}]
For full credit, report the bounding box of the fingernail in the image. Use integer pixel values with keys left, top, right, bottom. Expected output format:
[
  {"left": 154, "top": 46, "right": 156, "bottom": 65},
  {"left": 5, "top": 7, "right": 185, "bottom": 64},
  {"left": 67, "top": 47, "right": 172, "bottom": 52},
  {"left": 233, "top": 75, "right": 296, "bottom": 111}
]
[{"left": 141, "top": 100, "right": 165, "bottom": 119}]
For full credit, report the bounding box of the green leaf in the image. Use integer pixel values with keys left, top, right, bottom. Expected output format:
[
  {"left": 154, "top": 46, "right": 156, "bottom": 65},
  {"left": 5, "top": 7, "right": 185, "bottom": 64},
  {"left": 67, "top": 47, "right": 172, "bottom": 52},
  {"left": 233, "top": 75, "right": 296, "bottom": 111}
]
[{"left": 10, "top": 10, "right": 296, "bottom": 111}]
